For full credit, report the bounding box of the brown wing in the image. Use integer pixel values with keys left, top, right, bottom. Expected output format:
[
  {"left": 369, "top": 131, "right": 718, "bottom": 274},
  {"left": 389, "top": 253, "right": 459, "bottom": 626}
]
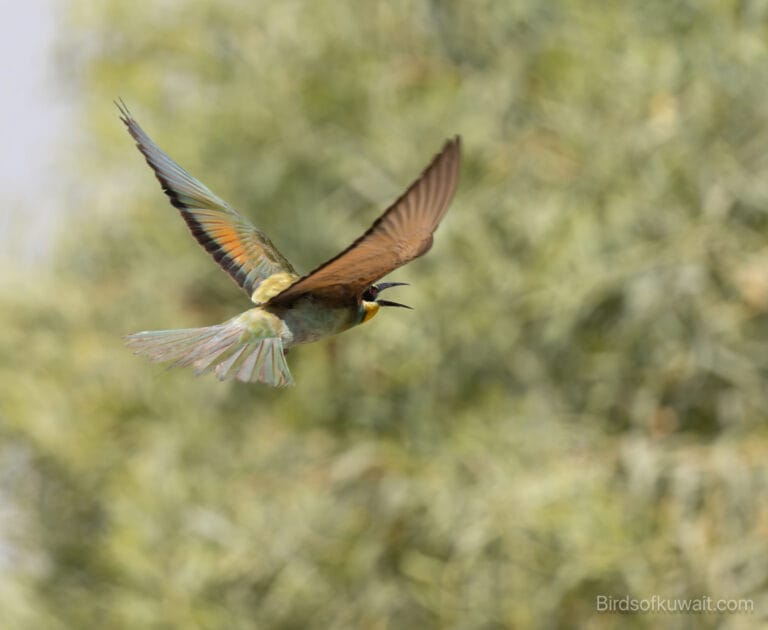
[{"left": 267, "top": 136, "right": 461, "bottom": 307}]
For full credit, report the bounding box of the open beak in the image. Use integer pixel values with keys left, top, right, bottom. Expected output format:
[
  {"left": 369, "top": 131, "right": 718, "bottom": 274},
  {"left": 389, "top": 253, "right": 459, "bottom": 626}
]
[
  {"left": 377, "top": 299, "right": 412, "bottom": 309},
  {"left": 374, "top": 282, "right": 412, "bottom": 309},
  {"left": 375, "top": 282, "right": 409, "bottom": 291}
]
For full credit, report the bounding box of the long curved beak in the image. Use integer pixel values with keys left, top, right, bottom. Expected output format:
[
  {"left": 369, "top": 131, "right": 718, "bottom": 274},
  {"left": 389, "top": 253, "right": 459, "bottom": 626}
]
[
  {"left": 376, "top": 282, "right": 409, "bottom": 291},
  {"left": 377, "top": 299, "right": 412, "bottom": 309},
  {"left": 375, "top": 282, "right": 411, "bottom": 309}
]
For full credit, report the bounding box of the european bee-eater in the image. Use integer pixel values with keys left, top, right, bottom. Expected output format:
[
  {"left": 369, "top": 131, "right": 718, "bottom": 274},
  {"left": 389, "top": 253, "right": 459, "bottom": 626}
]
[{"left": 119, "top": 103, "right": 461, "bottom": 386}]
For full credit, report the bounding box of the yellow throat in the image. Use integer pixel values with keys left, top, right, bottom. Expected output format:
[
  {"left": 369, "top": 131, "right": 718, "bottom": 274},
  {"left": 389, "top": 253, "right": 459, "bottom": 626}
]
[{"left": 362, "top": 301, "right": 380, "bottom": 323}]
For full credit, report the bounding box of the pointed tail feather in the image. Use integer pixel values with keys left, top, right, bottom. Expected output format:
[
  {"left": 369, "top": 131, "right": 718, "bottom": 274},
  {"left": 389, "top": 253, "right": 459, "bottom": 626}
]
[{"left": 125, "top": 321, "right": 294, "bottom": 387}]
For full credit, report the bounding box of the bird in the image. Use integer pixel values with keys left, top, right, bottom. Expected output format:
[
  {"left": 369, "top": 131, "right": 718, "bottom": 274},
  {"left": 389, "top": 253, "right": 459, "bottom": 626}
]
[{"left": 118, "top": 102, "right": 461, "bottom": 386}]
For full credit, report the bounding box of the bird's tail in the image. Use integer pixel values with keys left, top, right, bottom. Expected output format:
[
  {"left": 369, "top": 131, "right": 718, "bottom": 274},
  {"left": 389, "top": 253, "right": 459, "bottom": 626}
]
[{"left": 125, "top": 319, "right": 293, "bottom": 387}]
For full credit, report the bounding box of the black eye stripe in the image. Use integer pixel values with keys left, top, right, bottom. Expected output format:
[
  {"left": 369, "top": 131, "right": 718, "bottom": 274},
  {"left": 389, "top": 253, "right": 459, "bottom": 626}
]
[{"left": 362, "top": 285, "right": 377, "bottom": 301}]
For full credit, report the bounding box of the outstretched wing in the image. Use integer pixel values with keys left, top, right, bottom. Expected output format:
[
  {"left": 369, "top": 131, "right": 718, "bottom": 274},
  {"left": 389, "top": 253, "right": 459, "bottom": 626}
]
[
  {"left": 267, "top": 137, "right": 461, "bottom": 307},
  {"left": 118, "top": 101, "right": 296, "bottom": 302}
]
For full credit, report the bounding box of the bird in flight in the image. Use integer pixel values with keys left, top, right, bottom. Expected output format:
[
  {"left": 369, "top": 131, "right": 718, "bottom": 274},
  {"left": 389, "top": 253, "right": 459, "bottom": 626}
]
[{"left": 118, "top": 102, "right": 461, "bottom": 386}]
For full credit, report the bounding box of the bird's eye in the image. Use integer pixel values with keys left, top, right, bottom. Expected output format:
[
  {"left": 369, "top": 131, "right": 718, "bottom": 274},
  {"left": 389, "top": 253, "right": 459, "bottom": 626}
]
[{"left": 363, "top": 286, "right": 376, "bottom": 301}]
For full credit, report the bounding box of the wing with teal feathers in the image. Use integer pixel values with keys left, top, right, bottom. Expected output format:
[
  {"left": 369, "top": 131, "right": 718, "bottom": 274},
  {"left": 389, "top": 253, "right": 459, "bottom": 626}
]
[{"left": 117, "top": 101, "right": 296, "bottom": 300}]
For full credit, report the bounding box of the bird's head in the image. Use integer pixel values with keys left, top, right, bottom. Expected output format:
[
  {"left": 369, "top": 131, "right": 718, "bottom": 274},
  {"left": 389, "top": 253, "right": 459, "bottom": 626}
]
[{"left": 360, "top": 282, "right": 411, "bottom": 323}]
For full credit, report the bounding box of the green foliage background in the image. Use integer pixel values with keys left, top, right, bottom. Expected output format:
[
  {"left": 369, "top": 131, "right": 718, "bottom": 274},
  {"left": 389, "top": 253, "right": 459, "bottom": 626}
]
[{"left": 2, "top": 1, "right": 768, "bottom": 627}]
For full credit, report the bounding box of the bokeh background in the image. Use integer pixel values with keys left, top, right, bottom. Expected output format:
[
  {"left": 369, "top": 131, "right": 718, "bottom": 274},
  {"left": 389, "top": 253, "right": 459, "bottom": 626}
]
[{"left": 2, "top": 1, "right": 768, "bottom": 628}]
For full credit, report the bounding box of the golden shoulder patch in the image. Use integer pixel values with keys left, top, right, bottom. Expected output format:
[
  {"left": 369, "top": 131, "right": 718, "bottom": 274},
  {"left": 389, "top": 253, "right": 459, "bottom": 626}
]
[{"left": 251, "top": 272, "right": 300, "bottom": 304}]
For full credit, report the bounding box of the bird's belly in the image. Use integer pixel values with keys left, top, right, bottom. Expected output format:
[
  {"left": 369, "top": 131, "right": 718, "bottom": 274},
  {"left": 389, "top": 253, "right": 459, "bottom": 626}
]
[{"left": 278, "top": 303, "right": 358, "bottom": 346}]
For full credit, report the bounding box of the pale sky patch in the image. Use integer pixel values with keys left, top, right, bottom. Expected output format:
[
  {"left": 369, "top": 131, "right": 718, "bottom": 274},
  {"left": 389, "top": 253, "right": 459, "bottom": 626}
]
[{"left": 0, "top": 0, "right": 72, "bottom": 263}]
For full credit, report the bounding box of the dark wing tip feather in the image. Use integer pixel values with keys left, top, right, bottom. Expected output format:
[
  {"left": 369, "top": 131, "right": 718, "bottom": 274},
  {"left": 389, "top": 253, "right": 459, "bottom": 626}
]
[
  {"left": 115, "top": 98, "right": 130, "bottom": 118},
  {"left": 116, "top": 101, "right": 188, "bottom": 211}
]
